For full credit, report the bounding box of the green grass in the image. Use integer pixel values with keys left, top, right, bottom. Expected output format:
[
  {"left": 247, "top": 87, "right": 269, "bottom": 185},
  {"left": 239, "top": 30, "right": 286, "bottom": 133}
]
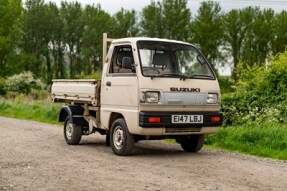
[
  {"left": 0, "top": 99, "right": 61, "bottom": 124},
  {"left": 205, "top": 123, "right": 287, "bottom": 160}
]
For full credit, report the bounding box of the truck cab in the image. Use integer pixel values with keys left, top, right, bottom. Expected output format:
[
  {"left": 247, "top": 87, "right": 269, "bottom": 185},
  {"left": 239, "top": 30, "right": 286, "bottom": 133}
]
[{"left": 52, "top": 35, "right": 223, "bottom": 156}]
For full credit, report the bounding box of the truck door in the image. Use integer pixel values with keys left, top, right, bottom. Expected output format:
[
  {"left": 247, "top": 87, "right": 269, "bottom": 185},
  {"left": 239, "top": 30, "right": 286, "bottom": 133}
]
[{"left": 101, "top": 44, "right": 138, "bottom": 128}]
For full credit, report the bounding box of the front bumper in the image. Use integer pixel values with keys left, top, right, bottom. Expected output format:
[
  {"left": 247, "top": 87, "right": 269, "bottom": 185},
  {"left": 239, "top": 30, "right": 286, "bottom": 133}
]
[{"left": 139, "top": 111, "right": 223, "bottom": 128}]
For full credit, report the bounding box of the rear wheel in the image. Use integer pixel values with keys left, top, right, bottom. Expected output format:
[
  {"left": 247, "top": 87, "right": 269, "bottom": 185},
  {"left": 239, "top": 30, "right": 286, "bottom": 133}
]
[
  {"left": 110, "top": 118, "right": 134, "bottom": 156},
  {"left": 177, "top": 135, "right": 205, "bottom": 152},
  {"left": 64, "top": 117, "right": 82, "bottom": 145}
]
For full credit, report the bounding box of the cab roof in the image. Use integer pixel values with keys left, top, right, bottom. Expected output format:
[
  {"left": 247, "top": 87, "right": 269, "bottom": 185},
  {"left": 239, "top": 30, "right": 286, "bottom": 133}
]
[{"left": 111, "top": 37, "right": 192, "bottom": 46}]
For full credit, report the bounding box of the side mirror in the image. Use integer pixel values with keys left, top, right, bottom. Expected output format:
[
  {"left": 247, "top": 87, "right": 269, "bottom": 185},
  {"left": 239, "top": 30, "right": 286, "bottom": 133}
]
[{"left": 122, "top": 57, "right": 133, "bottom": 69}]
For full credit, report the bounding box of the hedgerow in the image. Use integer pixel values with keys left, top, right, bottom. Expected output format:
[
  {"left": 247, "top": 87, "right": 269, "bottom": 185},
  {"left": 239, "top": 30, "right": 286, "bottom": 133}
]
[{"left": 222, "top": 50, "right": 287, "bottom": 126}]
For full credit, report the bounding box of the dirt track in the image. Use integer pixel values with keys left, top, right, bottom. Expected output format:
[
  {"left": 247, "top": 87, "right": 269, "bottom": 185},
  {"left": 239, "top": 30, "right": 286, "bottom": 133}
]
[{"left": 0, "top": 116, "right": 287, "bottom": 191}]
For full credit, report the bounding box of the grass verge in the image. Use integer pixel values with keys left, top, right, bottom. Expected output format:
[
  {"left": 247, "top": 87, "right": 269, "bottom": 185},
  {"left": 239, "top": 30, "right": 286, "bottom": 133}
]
[
  {"left": 205, "top": 123, "right": 287, "bottom": 160},
  {"left": 0, "top": 99, "right": 61, "bottom": 124}
]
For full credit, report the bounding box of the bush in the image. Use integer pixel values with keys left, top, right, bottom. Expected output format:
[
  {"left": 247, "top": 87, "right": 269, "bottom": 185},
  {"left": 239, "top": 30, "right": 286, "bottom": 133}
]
[
  {"left": 30, "top": 89, "right": 49, "bottom": 100},
  {"left": 218, "top": 76, "right": 234, "bottom": 94},
  {"left": 0, "top": 77, "right": 6, "bottom": 95},
  {"left": 4, "top": 71, "right": 45, "bottom": 94},
  {"left": 222, "top": 50, "right": 287, "bottom": 126},
  {"left": 263, "top": 53, "right": 287, "bottom": 104}
]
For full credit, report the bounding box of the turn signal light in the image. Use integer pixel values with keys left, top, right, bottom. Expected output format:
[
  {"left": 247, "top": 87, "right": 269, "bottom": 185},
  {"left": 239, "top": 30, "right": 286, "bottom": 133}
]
[
  {"left": 211, "top": 116, "right": 221, "bottom": 122},
  {"left": 148, "top": 117, "right": 161, "bottom": 123}
]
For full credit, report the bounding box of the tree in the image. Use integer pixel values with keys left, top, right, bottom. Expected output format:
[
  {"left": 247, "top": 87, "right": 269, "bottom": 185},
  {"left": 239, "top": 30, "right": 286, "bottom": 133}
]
[
  {"left": 112, "top": 8, "right": 139, "bottom": 38},
  {"left": 272, "top": 11, "right": 287, "bottom": 55},
  {"left": 161, "top": 0, "right": 190, "bottom": 41},
  {"left": 223, "top": 7, "right": 253, "bottom": 78},
  {"left": 21, "top": 0, "right": 47, "bottom": 78},
  {"left": 61, "top": 1, "right": 84, "bottom": 78},
  {"left": 141, "top": 0, "right": 191, "bottom": 40},
  {"left": 22, "top": 0, "right": 62, "bottom": 83},
  {"left": 82, "top": 4, "right": 114, "bottom": 73},
  {"left": 0, "top": 0, "right": 22, "bottom": 77},
  {"left": 48, "top": 2, "right": 66, "bottom": 79},
  {"left": 241, "top": 8, "right": 274, "bottom": 66},
  {"left": 191, "top": 1, "right": 224, "bottom": 69},
  {"left": 140, "top": 1, "right": 164, "bottom": 37}
]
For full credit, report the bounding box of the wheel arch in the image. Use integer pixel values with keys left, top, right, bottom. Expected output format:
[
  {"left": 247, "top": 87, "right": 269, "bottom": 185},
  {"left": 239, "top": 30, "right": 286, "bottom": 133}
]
[
  {"left": 59, "top": 105, "right": 87, "bottom": 126},
  {"left": 108, "top": 112, "right": 124, "bottom": 129},
  {"left": 59, "top": 106, "right": 72, "bottom": 122}
]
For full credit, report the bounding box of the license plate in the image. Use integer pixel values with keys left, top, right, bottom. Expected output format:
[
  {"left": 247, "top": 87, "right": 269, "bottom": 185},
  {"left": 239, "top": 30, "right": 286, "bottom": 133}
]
[{"left": 172, "top": 115, "right": 203, "bottom": 124}]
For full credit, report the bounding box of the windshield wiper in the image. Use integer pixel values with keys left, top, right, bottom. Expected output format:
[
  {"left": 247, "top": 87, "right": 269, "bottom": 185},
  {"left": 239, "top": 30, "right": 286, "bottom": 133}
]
[
  {"left": 149, "top": 73, "right": 212, "bottom": 80},
  {"left": 190, "top": 74, "right": 213, "bottom": 79},
  {"left": 158, "top": 73, "right": 189, "bottom": 80}
]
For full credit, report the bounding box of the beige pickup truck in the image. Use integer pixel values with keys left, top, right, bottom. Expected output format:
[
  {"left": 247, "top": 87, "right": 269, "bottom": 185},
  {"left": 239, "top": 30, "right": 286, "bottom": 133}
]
[{"left": 51, "top": 34, "right": 223, "bottom": 156}]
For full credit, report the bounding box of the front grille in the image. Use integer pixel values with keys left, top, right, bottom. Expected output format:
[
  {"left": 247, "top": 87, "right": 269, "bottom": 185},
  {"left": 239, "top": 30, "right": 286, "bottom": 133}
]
[
  {"left": 165, "top": 127, "right": 202, "bottom": 133},
  {"left": 163, "top": 92, "right": 207, "bottom": 105}
]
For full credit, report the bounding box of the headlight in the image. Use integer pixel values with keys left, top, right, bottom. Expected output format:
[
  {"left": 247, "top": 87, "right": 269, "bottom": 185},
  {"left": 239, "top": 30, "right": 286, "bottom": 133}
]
[
  {"left": 140, "top": 91, "right": 160, "bottom": 103},
  {"left": 146, "top": 92, "right": 159, "bottom": 103},
  {"left": 207, "top": 93, "right": 218, "bottom": 104}
]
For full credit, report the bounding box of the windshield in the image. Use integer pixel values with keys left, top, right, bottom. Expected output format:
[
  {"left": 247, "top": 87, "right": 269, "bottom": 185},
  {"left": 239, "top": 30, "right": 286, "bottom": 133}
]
[{"left": 137, "top": 41, "right": 215, "bottom": 79}]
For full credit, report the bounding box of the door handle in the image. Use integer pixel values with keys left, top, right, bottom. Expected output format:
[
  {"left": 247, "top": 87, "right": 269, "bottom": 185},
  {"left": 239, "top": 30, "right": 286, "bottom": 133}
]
[{"left": 106, "top": 81, "right": 111, "bottom": 86}]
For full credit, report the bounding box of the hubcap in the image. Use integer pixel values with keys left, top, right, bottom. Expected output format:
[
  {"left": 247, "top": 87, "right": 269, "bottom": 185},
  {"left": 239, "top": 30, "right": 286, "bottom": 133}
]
[
  {"left": 113, "top": 126, "right": 124, "bottom": 150},
  {"left": 66, "top": 122, "right": 73, "bottom": 140}
]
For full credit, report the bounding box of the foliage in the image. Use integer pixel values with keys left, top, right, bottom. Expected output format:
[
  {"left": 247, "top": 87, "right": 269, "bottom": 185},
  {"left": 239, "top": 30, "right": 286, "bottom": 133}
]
[
  {"left": 205, "top": 123, "right": 287, "bottom": 160},
  {"left": 4, "top": 71, "right": 44, "bottom": 94},
  {"left": 22, "top": 0, "right": 48, "bottom": 79},
  {"left": 223, "top": 7, "right": 253, "bottom": 77},
  {"left": 0, "top": 77, "right": 6, "bottom": 95},
  {"left": 140, "top": 1, "right": 164, "bottom": 37},
  {"left": 60, "top": 1, "right": 84, "bottom": 79},
  {"left": 241, "top": 8, "right": 274, "bottom": 66},
  {"left": 191, "top": 1, "right": 223, "bottom": 69},
  {"left": 30, "top": 89, "right": 49, "bottom": 100},
  {"left": 141, "top": 0, "right": 190, "bottom": 40},
  {"left": 76, "top": 71, "right": 102, "bottom": 79},
  {"left": 81, "top": 4, "right": 113, "bottom": 74},
  {"left": 222, "top": 50, "right": 287, "bottom": 126},
  {"left": 161, "top": 0, "right": 191, "bottom": 41},
  {"left": 112, "top": 8, "right": 139, "bottom": 38},
  {"left": 0, "top": 0, "right": 22, "bottom": 76},
  {"left": 264, "top": 52, "right": 287, "bottom": 102},
  {"left": 272, "top": 11, "right": 287, "bottom": 54},
  {"left": 217, "top": 76, "right": 234, "bottom": 94}
]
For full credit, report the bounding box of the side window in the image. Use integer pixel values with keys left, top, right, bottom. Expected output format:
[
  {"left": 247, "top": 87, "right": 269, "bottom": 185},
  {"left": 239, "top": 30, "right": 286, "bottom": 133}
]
[{"left": 109, "top": 45, "right": 135, "bottom": 74}]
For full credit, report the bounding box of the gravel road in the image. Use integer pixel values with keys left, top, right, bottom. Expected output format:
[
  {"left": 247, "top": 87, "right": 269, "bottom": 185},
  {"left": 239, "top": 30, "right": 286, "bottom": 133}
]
[{"left": 0, "top": 116, "right": 286, "bottom": 191}]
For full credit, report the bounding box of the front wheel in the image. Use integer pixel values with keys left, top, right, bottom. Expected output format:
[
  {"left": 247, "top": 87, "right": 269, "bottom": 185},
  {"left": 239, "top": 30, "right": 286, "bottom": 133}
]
[
  {"left": 110, "top": 118, "right": 134, "bottom": 156},
  {"left": 177, "top": 135, "right": 205, "bottom": 152},
  {"left": 64, "top": 117, "right": 82, "bottom": 145}
]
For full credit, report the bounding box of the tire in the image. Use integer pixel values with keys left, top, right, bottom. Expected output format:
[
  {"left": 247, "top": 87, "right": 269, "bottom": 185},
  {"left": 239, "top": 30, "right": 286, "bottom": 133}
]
[
  {"left": 64, "top": 117, "right": 82, "bottom": 145},
  {"left": 177, "top": 135, "right": 205, "bottom": 152},
  {"left": 106, "top": 133, "right": 110, "bottom": 146},
  {"left": 110, "top": 118, "right": 134, "bottom": 156}
]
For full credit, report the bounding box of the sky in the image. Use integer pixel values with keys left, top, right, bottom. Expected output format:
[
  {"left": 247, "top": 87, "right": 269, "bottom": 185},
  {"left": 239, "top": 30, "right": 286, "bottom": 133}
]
[{"left": 46, "top": 0, "right": 287, "bottom": 15}]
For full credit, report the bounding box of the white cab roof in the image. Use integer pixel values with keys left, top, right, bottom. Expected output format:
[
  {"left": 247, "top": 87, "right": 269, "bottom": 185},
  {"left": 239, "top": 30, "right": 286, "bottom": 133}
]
[{"left": 111, "top": 37, "right": 192, "bottom": 46}]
